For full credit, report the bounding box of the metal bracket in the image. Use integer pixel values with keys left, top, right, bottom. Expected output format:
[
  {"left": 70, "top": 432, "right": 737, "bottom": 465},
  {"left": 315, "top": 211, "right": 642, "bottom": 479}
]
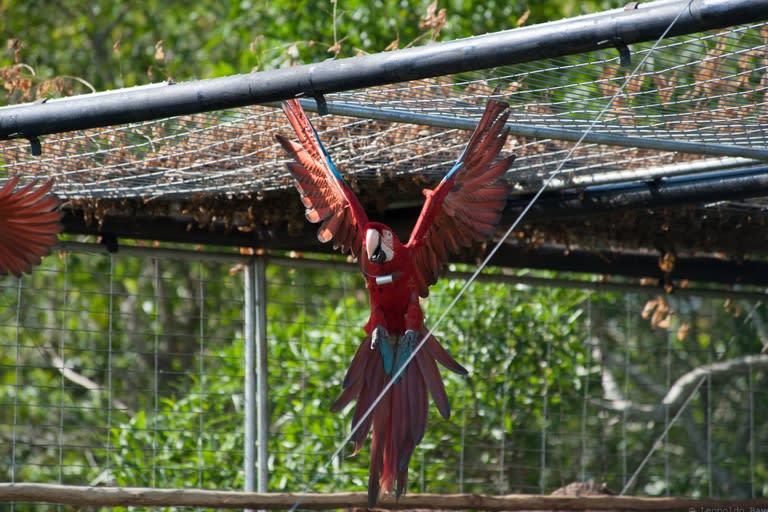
[
  {"left": 617, "top": 2, "right": 640, "bottom": 67},
  {"left": 28, "top": 135, "right": 42, "bottom": 156},
  {"left": 314, "top": 94, "right": 329, "bottom": 116},
  {"left": 99, "top": 233, "right": 119, "bottom": 253},
  {"left": 304, "top": 66, "right": 329, "bottom": 116},
  {"left": 617, "top": 44, "right": 632, "bottom": 67}
]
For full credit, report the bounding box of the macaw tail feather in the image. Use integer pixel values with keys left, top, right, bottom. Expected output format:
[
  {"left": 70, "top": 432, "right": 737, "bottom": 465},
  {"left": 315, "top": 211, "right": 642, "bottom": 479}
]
[
  {"left": 331, "top": 326, "right": 467, "bottom": 506},
  {"left": 0, "top": 178, "right": 62, "bottom": 277}
]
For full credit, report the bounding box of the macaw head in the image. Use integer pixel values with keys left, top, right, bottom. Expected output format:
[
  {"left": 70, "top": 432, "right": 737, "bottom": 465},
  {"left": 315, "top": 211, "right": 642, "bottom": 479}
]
[{"left": 364, "top": 223, "right": 398, "bottom": 264}]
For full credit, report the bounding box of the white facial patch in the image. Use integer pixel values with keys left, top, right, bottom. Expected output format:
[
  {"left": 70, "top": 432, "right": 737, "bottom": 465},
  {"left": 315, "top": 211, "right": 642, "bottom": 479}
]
[
  {"left": 380, "top": 230, "right": 394, "bottom": 262},
  {"left": 365, "top": 228, "right": 395, "bottom": 263}
]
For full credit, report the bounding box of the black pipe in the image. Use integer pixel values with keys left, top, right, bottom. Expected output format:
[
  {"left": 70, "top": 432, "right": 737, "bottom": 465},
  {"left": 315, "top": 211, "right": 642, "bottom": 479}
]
[
  {"left": 1, "top": 0, "right": 766, "bottom": 140},
  {"left": 513, "top": 165, "right": 768, "bottom": 219},
  {"left": 363, "top": 165, "right": 768, "bottom": 222}
]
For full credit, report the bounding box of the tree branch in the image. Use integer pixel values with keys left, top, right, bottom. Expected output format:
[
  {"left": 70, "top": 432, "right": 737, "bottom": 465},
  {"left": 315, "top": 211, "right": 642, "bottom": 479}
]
[
  {"left": 44, "top": 346, "right": 130, "bottom": 412},
  {"left": 746, "top": 301, "right": 768, "bottom": 353},
  {"left": 591, "top": 354, "right": 768, "bottom": 421}
]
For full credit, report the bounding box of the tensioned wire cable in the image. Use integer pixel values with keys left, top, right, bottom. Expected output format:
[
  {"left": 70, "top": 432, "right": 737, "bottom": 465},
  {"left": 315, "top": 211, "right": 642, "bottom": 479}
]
[{"left": 288, "top": 2, "right": 695, "bottom": 509}]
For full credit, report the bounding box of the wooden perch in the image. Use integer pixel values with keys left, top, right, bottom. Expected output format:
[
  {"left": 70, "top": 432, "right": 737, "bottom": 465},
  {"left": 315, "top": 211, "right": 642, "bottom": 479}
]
[{"left": 2, "top": 483, "right": 768, "bottom": 510}]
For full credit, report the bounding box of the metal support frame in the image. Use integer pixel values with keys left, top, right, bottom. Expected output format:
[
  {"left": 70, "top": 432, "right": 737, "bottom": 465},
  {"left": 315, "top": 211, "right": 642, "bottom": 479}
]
[
  {"left": 243, "top": 262, "right": 256, "bottom": 499},
  {"left": 254, "top": 258, "right": 269, "bottom": 496},
  {"left": 1, "top": 0, "right": 766, "bottom": 140},
  {"left": 295, "top": 101, "right": 768, "bottom": 162},
  {"left": 511, "top": 164, "right": 768, "bottom": 218},
  {"left": 244, "top": 257, "right": 269, "bottom": 511}
]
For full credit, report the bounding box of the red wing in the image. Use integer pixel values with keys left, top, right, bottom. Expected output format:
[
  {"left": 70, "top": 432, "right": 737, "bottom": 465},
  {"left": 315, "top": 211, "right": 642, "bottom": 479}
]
[
  {"left": 406, "top": 98, "right": 515, "bottom": 297},
  {"left": 0, "top": 177, "right": 62, "bottom": 277},
  {"left": 275, "top": 99, "right": 368, "bottom": 258}
]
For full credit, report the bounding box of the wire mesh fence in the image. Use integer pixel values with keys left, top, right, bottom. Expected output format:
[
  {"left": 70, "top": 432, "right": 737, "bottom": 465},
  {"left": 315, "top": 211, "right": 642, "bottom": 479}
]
[
  {"left": 0, "top": 248, "right": 247, "bottom": 498},
  {"left": 1, "top": 246, "right": 766, "bottom": 509}
]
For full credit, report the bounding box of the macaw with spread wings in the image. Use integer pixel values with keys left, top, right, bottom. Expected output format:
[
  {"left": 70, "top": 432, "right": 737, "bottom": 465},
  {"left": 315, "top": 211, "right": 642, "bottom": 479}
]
[
  {"left": 276, "top": 97, "right": 514, "bottom": 505},
  {"left": 0, "top": 178, "right": 62, "bottom": 277}
]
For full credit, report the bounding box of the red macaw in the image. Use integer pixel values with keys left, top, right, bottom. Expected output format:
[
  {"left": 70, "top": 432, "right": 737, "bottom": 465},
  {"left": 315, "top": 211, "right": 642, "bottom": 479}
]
[
  {"left": 0, "top": 177, "right": 62, "bottom": 277},
  {"left": 276, "top": 97, "right": 514, "bottom": 504}
]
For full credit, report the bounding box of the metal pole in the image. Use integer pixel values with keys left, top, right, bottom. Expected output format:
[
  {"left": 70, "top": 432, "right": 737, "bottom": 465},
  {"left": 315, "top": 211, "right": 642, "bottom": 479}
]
[
  {"left": 56, "top": 240, "right": 251, "bottom": 264},
  {"left": 1, "top": 0, "right": 766, "bottom": 139},
  {"left": 243, "top": 260, "right": 257, "bottom": 503},
  {"left": 296, "top": 100, "right": 768, "bottom": 162},
  {"left": 243, "top": 255, "right": 268, "bottom": 511},
  {"left": 253, "top": 257, "right": 269, "bottom": 496}
]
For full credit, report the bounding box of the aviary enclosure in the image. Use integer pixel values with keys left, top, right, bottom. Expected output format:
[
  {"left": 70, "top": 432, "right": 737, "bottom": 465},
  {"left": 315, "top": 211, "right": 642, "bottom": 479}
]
[{"left": 1, "top": 0, "right": 768, "bottom": 509}]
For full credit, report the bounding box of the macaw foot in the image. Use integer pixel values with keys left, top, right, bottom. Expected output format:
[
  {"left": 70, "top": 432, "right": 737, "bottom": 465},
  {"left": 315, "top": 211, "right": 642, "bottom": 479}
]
[
  {"left": 371, "top": 325, "right": 397, "bottom": 375},
  {"left": 370, "top": 325, "right": 389, "bottom": 350},
  {"left": 390, "top": 329, "right": 419, "bottom": 381},
  {"left": 374, "top": 328, "right": 421, "bottom": 379},
  {"left": 401, "top": 329, "right": 418, "bottom": 348}
]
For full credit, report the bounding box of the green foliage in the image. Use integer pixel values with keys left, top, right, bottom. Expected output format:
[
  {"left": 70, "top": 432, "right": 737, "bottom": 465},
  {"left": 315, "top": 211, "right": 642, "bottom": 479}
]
[
  {"left": 419, "top": 274, "right": 590, "bottom": 492},
  {"left": 1, "top": 0, "right": 622, "bottom": 96},
  {"left": 94, "top": 259, "right": 596, "bottom": 495}
]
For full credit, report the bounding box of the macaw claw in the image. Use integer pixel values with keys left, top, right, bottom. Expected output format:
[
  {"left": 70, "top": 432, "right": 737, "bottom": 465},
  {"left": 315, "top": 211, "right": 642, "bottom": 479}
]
[
  {"left": 372, "top": 325, "right": 397, "bottom": 375},
  {"left": 371, "top": 325, "right": 389, "bottom": 350}
]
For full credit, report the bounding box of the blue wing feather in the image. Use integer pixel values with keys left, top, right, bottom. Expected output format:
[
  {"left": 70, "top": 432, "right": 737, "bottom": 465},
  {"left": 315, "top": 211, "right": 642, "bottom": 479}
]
[{"left": 308, "top": 122, "right": 346, "bottom": 183}]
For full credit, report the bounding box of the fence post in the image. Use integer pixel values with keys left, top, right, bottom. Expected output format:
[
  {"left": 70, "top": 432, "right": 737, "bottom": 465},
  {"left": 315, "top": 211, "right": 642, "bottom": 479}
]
[{"left": 244, "top": 257, "right": 269, "bottom": 511}]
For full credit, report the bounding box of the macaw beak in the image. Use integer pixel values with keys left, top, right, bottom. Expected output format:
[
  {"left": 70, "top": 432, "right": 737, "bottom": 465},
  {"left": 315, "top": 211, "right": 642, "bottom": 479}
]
[{"left": 366, "top": 228, "right": 385, "bottom": 263}]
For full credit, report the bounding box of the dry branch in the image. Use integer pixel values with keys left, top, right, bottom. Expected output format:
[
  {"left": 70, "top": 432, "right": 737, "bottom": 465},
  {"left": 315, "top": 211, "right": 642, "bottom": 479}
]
[
  {"left": 592, "top": 353, "right": 768, "bottom": 421},
  {"left": 2, "top": 484, "right": 768, "bottom": 510},
  {"left": 44, "top": 346, "right": 130, "bottom": 411}
]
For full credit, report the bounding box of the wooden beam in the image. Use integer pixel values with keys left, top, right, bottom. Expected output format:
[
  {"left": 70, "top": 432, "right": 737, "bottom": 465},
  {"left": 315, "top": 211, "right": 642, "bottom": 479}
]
[
  {"left": 61, "top": 207, "right": 768, "bottom": 287},
  {"left": 2, "top": 483, "right": 767, "bottom": 510}
]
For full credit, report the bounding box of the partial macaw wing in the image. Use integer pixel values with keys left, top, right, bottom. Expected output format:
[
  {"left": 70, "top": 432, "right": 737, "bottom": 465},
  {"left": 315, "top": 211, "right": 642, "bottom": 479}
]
[
  {"left": 407, "top": 98, "right": 515, "bottom": 297},
  {"left": 276, "top": 99, "right": 369, "bottom": 258},
  {"left": 0, "top": 177, "right": 62, "bottom": 277}
]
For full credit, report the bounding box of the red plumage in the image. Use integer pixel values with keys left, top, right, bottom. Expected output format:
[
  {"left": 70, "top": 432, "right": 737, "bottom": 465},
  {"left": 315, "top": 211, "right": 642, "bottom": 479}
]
[
  {"left": 277, "top": 97, "right": 514, "bottom": 505},
  {"left": 0, "top": 177, "right": 62, "bottom": 277}
]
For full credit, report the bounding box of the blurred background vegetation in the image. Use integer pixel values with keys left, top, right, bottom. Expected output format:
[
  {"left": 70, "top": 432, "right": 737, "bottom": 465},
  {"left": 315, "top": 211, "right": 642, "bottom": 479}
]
[
  {"left": 1, "top": 0, "right": 767, "bottom": 508},
  {"left": 1, "top": 0, "right": 621, "bottom": 94}
]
